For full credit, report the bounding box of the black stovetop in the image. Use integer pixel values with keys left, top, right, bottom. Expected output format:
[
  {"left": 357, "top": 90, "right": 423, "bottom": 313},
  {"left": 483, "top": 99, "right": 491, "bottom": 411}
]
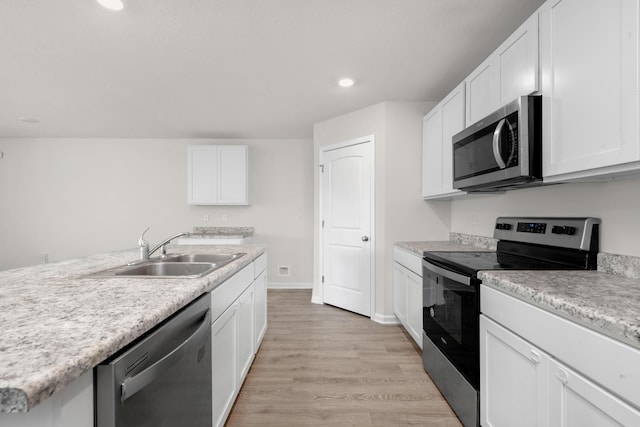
[{"left": 422, "top": 250, "right": 583, "bottom": 277}]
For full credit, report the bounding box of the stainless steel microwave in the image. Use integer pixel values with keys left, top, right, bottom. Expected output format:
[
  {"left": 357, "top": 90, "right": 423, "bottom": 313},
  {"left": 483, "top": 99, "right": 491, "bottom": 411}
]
[{"left": 452, "top": 95, "right": 542, "bottom": 192}]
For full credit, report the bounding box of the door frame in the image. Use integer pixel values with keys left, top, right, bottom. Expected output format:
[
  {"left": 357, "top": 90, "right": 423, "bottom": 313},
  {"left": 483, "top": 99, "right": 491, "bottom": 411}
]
[{"left": 318, "top": 135, "right": 376, "bottom": 318}]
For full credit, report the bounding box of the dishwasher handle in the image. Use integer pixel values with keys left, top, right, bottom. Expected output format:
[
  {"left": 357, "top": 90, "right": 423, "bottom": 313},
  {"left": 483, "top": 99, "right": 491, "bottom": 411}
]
[{"left": 121, "top": 308, "right": 211, "bottom": 402}]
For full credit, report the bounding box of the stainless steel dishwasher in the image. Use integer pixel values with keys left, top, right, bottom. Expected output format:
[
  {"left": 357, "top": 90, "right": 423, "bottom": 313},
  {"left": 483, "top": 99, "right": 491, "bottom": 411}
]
[{"left": 96, "top": 294, "right": 212, "bottom": 427}]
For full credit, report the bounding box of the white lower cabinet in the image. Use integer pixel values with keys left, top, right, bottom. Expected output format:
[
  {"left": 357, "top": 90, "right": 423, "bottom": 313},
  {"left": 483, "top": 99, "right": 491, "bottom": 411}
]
[
  {"left": 548, "top": 359, "right": 640, "bottom": 427},
  {"left": 405, "top": 269, "right": 423, "bottom": 346},
  {"left": 237, "top": 283, "right": 255, "bottom": 381},
  {"left": 392, "top": 262, "right": 407, "bottom": 325},
  {"left": 481, "top": 315, "right": 548, "bottom": 427},
  {"left": 481, "top": 285, "right": 640, "bottom": 427},
  {"left": 210, "top": 254, "right": 268, "bottom": 427},
  {"left": 211, "top": 303, "right": 239, "bottom": 427},
  {"left": 254, "top": 268, "right": 267, "bottom": 349},
  {"left": 392, "top": 247, "right": 422, "bottom": 348}
]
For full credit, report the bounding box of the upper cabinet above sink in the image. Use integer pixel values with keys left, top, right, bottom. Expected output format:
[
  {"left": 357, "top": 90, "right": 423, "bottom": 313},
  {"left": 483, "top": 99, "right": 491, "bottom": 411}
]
[{"left": 188, "top": 145, "right": 249, "bottom": 205}]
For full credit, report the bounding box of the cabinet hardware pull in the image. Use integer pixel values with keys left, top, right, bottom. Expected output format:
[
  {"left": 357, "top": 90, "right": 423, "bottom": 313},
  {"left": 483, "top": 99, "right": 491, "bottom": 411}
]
[
  {"left": 529, "top": 349, "right": 541, "bottom": 363},
  {"left": 556, "top": 367, "right": 569, "bottom": 384}
]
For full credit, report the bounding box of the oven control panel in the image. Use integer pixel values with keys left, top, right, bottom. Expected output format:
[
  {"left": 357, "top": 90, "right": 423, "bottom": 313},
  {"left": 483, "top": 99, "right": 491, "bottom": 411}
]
[
  {"left": 516, "top": 222, "right": 547, "bottom": 234},
  {"left": 493, "top": 217, "right": 600, "bottom": 251}
]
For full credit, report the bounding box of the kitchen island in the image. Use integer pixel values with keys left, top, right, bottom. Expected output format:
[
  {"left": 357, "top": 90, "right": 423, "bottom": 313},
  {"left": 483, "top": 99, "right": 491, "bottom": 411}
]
[{"left": 0, "top": 244, "right": 265, "bottom": 422}]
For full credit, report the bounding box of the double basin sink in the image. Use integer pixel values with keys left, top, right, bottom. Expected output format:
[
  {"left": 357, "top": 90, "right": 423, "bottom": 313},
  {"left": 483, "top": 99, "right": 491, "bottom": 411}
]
[{"left": 90, "top": 253, "right": 246, "bottom": 278}]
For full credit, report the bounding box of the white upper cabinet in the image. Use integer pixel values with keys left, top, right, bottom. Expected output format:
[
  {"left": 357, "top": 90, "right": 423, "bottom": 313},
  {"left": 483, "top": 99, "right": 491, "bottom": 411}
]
[
  {"left": 465, "top": 57, "right": 499, "bottom": 127},
  {"left": 188, "top": 145, "right": 249, "bottom": 205},
  {"left": 422, "top": 82, "right": 466, "bottom": 199},
  {"left": 422, "top": 106, "right": 444, "bottom": 198},
  {"left": 465, "top": 13, "right": 539, "bottom": 126},
  {"left": 540, "top": 0, "right": 640, "bottom": 182}
]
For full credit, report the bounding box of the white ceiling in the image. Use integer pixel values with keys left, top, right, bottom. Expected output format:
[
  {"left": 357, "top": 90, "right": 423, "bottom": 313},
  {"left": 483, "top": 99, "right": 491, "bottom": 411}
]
[{"left": 0, "top": 0, "right": 545, "bottom": 139}]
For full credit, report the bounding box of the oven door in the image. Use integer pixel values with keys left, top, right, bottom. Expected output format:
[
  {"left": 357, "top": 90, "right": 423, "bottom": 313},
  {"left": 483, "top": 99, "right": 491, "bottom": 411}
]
[{"left": 422, "top": 259, "right": 479, "bottom": 388}]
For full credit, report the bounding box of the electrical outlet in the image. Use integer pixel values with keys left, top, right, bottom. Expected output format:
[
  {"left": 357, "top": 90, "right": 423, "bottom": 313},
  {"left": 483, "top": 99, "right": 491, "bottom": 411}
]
[
  {"left": 277, "top": 265, "right": 290, "bottom": 276},
  {"left": 203, "top": 214, "right": 209, "bottom": 222},
  {"left": 40, "top": 253, "right": 49, "bottom": 264},
  {"left": 471, "top": 214, "right": 477, "bottom": 225}
]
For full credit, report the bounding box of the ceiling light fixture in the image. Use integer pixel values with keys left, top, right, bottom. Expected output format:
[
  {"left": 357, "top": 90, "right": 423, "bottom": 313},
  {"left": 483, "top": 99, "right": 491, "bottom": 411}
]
[
  {"left": 338, "top": 78, "right": 355, "bottom": 88},
  {"left": 96, "top": 0, "right": 124, "bottom": 11}
]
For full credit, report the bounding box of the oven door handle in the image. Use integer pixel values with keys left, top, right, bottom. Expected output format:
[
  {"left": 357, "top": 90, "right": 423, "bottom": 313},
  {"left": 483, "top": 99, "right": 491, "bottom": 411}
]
[{"left": 422, "top": 259, "right": 471, "bottom": 286}]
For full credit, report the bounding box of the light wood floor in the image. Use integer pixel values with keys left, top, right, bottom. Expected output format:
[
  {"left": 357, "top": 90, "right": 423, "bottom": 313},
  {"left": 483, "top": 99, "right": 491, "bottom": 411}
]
[{"left": 226, "top": 290, "right": 462, "bottom": 427}]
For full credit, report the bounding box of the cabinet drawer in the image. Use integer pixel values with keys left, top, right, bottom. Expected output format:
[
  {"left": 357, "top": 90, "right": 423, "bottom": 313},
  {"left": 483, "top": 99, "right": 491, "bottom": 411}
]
[
  {"left": 211, "top": 263, "right": 254, "bottom": 321},
  {"left": 393, "top": 247, "right": 422, "bottom": 276}
]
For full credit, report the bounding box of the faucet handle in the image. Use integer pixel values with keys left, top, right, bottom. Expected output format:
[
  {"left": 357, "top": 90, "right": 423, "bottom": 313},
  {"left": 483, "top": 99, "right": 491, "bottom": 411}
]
[{"left": 139, "top": 227, "right": 150, "bottom": 259}]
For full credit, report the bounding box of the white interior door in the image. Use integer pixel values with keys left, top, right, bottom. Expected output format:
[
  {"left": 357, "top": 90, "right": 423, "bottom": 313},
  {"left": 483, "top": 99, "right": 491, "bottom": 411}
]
[{"left": 321, "top": 140, "right": 372, "bottom": 317}]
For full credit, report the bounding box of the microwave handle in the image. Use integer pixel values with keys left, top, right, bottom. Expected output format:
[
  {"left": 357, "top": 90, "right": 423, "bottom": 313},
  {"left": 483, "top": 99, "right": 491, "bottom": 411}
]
[{"left": 492, "top": 118, "right": 507, "bottom": 169}]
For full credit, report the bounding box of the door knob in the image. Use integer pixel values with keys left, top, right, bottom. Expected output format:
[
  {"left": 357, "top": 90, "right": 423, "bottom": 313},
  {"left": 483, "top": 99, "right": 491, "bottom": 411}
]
[{"left": 362, "top": 235, "right": 369, "bottom": 242}]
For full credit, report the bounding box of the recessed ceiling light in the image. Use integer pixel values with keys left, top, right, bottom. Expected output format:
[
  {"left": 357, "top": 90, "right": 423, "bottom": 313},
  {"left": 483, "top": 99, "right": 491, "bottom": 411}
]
[
  {"left": 338, "top": 78, "right": 355, "bottom": 88},
  {"left": 18, "top": 116, "right": 40, "bottom": 124},
  {"left": 96, "top": 0, "right": 124, "bottom": 11}
]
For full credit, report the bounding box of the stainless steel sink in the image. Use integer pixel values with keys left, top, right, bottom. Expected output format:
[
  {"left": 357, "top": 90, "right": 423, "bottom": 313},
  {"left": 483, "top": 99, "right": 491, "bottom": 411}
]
[
  {"left": 115, "top": 262, "right": 216, "bottom": 277},
  {"left": 86, "top": 252, "right": 245, "bottom": 278}
]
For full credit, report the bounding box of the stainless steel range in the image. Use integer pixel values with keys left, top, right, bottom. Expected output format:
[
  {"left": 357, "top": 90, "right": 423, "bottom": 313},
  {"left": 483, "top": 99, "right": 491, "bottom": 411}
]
[{"left": 421, "top": 217, "right": 600, "bottom": 427}]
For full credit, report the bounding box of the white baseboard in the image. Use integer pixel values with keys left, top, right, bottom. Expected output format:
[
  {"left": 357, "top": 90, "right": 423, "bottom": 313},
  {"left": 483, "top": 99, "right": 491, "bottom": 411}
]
[
  {"left": 372, "top": 313, "right": 401, "bottom": 325},
  {"left": 267, "top": 282, "right": 313, "bottom": 290}
]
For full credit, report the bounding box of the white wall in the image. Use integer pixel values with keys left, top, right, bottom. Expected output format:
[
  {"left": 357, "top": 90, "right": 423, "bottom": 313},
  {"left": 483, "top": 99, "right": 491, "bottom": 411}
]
[
  {"left": 313, "top": 101, "right": 450, "bottom": 320},
  {"left": 0, "top": 138, "right": 314, "bottom": 284},
  {"left": 451, "top": 178, "right": 640, "bottom": 257}
]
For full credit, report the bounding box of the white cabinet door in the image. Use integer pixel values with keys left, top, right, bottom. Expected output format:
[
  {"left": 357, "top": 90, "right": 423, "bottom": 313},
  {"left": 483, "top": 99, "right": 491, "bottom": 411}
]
[
  {"left": 237, "top": 283, "right": 255, "bottom": 383},
  {"left": 480, "top": 315, "right": 548, "bottom": 427},
  {"left": 496, "top": 12, "right": 539, "bottom": 107},
  {"left": 548, "top": 359, "right": 640, "bottom": 427},
  {"left": 189, "top": 145, "right": 219, "bottom": 204},
  {"left": 254, "top": 269, "right": 268, "bottom": 349},
  {"left": 540, "top": 0, "right": 640, "bottom": 181},
  {"left": 393, "top": 248, "right": 423, "bottom": 349},
  {"left": 405, "top": 268, "right": 423, "bottom": 349},
  {"left": 188, "top": 145, "right": 249, "bottom": 205},
  {"left": 465, "top": 57, "right": 499, "bottom": 126},
  {"left": 211, "top": 304, "right": 238, "bottom": 427},
  {"left": 466, "top": 12, "right": 539, "bottom": 126},
  {"left": 218, "top": 145, "right": 249, "bottom": 204},
  {"left": 392, "top": 262, "right": 407, "bottom": 324},
  {"left": 440, "top": 83, "right": 466, "bottom": 196},
  {"left": 422, "top": 82, "right": 465, "bottom": 199},
  {"left": 422, "top": 106, "right": 444, "bottom": 198}
]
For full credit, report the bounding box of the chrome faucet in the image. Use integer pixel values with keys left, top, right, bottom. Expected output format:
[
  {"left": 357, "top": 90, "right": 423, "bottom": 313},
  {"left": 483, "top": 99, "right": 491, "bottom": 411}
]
[{"left": 137, "top": 228, "right": 189, "bottom": 260}]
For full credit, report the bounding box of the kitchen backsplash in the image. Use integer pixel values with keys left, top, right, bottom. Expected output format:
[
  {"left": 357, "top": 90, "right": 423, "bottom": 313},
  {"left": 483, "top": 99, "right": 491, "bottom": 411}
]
[
  {"left": 598, "top": 253, "right": 640, "bottom": 280},
  {"left": 449, "top": 232, "right": 498, "bottom": 250}
]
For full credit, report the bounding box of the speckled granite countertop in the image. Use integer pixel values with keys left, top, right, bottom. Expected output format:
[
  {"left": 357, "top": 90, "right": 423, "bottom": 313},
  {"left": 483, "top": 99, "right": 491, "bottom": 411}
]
[
  {"left": 0, "top": 244, "right": 265, "bottom": 413},
  {"left": 480, "top": 270, "right": 640, "bottom": 350}
]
